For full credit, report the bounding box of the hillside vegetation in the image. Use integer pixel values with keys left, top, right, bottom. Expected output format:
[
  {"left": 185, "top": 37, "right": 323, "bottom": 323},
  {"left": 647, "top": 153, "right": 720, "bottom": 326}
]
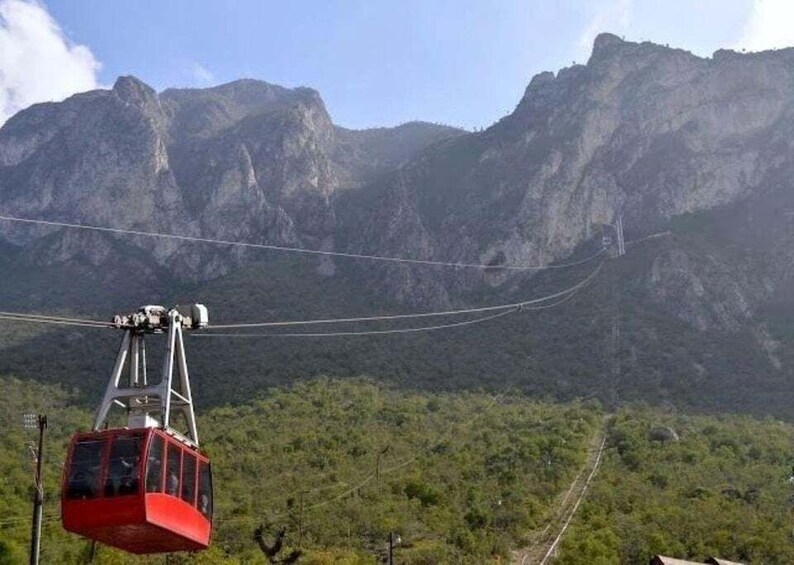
[
  {"left": 1, "top": 377, "right": 792, "bottom": 564},
  {"left": 558, "top": 408, "right": 794, "bottom": 564},
  {"left": 3, "top": 34, "right": 794, "bottom": 421},
  {"left": 4, "top": 228, "right": 789, "bottom": 423},
  {"left": 0, "top": 376, "right": 599, "bottom": 563}
]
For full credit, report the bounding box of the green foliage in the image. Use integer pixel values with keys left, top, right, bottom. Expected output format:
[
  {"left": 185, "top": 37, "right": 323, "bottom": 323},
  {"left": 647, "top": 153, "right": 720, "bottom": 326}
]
[
  {"left": 0, "top": 376, "right": 599, "bottom": 564},
  {"left": 5, "top": 238, "right": 792, "bottom": 423},
  {"left": 556, "top": 407, "right": 794, "bottom": 564},
  {"left": 0, "top": 541, "right": 25, "bottom": 565},
  {"left": 4, "top": 375, "right": 792, "bottom": 564}
]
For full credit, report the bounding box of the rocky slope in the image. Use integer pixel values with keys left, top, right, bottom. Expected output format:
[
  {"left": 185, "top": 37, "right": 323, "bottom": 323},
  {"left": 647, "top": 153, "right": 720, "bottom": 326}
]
[
  {"left": 1, "top": 34, "right": 793, "bottom": 417},
  {"left": 0, "top": 76, "right": 462, "bottom": 281},
  {"left": 344, "top": 33, "right": 794, "bottom": 306}
]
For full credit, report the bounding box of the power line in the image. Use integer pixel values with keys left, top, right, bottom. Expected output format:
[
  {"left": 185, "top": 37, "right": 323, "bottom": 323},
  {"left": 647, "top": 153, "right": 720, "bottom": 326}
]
[
  {"left": 0, "top": 311, "right": 108, "bottom": 326},
  {"left": 0, "top": 263, "right": 601, "bottom": 335},
  {"left": 0, "top": 263, "right": 600, "bottom": 343},
  {"left": 0, "top": 213, "right": 604, "bottom": 271},
  {"left": 207, "top": 262, "right": 602, "bottom": 330},
  {"left": 194, "top": 308, "right": 518, "bottom": 338},
  {"left": 0, "top": 314, "right": 108, "bottom": 329},
  {"left": 196, "top": 273, "right": 596, "bottom": 339}
]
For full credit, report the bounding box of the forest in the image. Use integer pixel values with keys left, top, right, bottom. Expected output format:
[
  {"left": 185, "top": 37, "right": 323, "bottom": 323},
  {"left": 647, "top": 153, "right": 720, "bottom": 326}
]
[{"left": 1, "top": 376, "right": 793, "bottom": 564}]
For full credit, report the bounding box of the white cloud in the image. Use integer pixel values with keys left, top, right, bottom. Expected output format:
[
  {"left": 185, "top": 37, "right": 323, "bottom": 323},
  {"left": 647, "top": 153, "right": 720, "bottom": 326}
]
[
  {"left": 576, "top": 0, "right": 633, "bottom": 62},
  {"left": 188, "top": 62, "right": 215, "bottom": 86},
  {"left": 735, "top": 0, "right": 794, "bottom": 52},
  {"left": 0, "top": 0, "right": 100, "bottom": 125}
]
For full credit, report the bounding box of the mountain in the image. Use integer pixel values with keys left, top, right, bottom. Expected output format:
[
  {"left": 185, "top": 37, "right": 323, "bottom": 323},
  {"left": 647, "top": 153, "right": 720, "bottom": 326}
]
[{"left": 1, "top": 34, "right": 794, "bottom": 418}]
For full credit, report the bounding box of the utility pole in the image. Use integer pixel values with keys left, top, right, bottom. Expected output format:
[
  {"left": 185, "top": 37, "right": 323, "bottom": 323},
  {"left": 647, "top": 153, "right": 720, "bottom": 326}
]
[
  {"left": 24, "top": 414, "right": 47, "bottom": 565},
  {"left": 387, "top": 532, "right": 400, "bottom": 565}
]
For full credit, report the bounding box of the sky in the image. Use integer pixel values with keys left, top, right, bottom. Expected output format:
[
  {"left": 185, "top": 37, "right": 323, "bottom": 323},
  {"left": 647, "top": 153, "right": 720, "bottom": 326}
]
[{"left": 0, "top": 0, "right": 793, "bottom": 129}]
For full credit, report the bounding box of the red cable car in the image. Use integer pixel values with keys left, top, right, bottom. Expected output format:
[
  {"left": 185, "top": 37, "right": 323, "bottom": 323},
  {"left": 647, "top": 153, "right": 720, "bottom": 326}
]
[{"left": 62, "top": 305, "right": 213, "bottom": 554}]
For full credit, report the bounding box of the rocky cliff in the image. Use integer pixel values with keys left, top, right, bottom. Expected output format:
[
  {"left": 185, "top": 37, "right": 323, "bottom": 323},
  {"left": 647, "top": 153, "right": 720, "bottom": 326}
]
[
  {"left": 344, "top": 33, "right": 794, "bottom": 307},
  {"left": 0, "top": 75, "right": 462, "bottom": 280},
  {"left": 1, "top": 34, "right": 794, "bottom": 417}
]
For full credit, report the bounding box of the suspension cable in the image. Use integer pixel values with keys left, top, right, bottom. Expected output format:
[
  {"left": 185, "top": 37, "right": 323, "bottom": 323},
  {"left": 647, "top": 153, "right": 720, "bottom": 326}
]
[
  {"left": 0, "top": 262, "right": 601, "bottom": 333},
  {"left": 0, "top": 311, "right": 108, "bottom": 326},
  {"left": 0, "top": 314, "right": 108, "bottom": 329},
  {"left": 194, "top": 308, "right": 519, "bottom": 338},
  {"left": 206, "top": 262, "right": 602, "bottom": 329},
  {"left": 195, "top": 266, "right": 595, "bottom": 338},
  {"left": 0, "top": 213, "right": 604, "bottom": 271}
]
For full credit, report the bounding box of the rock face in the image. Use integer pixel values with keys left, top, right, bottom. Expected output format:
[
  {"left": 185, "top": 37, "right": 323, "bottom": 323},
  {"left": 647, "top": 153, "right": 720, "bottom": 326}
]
[
  {"left": 346, "top": 33, "right": 794, "bottom": 306},
  {"left": 2, "top": 34, "right": 794, "bottom": 415},
  {"left": 0, "top": 76, "right": 463, "bottom": 279}
]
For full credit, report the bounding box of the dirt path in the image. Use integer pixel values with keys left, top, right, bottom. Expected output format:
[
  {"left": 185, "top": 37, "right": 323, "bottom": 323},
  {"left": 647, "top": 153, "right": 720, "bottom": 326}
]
[{"left": 511, "top": 426, "right": 607, "bottom": 564}]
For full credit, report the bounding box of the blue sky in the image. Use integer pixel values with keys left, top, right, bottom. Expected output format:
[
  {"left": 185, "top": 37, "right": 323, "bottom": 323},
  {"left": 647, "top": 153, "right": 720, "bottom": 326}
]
[{"left": 1, "top": 1, "right": 792, "bottom": 129}]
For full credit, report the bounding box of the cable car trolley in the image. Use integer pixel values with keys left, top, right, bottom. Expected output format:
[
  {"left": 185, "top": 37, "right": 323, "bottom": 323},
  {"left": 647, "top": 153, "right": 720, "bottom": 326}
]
[{"left": 61, "top": 304, "right": 213, "bottom": 554}]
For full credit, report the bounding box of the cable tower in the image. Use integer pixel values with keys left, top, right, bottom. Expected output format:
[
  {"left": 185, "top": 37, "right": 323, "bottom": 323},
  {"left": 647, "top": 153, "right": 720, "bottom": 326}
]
[{"left": 94, "top": 304, "right": 208, "bottom": 446}]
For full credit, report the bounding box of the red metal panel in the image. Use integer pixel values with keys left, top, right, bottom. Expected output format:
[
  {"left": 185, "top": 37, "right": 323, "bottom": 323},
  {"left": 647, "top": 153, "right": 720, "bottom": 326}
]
[
  {"left": 146, "top": 493, "right": 211, "bottom": 547},
  {"left": 61, "top": 428, "right": 212, "bottom": 554}
]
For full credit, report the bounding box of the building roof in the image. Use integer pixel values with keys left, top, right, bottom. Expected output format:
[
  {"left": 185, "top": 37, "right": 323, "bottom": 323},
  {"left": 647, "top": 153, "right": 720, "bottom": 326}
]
[
  {"left": 650, "top": 556, "right": 745, "bottom": 565},
  {"left": 651, "top": 557, "right": 704, "bottom": 565}
]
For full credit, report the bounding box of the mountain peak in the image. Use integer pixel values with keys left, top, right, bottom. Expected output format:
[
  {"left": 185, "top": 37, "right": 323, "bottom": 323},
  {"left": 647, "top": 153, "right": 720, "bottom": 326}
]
[
  {"left": 592, "top": 32, "right": 626, "bottom": 52},
  {"left": 112, "top": 75, "right": 158, "bottom": 108}
]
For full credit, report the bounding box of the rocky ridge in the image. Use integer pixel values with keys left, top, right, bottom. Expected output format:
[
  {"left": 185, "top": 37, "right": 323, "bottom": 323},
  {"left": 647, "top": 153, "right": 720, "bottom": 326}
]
[
  {"left": 0, "top": 75, "right": 463, "bottom": 280},
  {"left": 1, "top": 34, "right": 794, "bottom": 415}
]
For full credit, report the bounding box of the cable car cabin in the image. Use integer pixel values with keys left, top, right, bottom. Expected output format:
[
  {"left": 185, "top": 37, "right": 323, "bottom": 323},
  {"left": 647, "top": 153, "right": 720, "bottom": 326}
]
[{"left": 62, "top": 427, "right": 212, "bottom": 554}]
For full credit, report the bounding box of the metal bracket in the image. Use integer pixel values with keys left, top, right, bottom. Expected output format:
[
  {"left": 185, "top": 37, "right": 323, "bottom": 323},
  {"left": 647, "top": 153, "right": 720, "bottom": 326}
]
[{"left": 93, "top": 305, "right": 206, "bottom": 447}]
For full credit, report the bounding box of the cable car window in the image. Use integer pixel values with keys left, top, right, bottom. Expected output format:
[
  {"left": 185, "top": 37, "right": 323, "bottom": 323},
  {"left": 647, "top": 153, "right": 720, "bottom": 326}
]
[
  {"left": 66, "top": 438, "right": 106, "bottom": 499},
  {"left": 181, "top": 452, "right": 196, "bottom": 504},
  {"left": 166, "top": 443, "right": 182, "bottom": 497},
  {"left": 146, "top": 434, "right": 164, "bottom": 493},
  {"left": 197, "top": 461, "right": 213, "bottom": 518},
  {"left": 105, "top": 435, "right": 143, "bottom": 497}
]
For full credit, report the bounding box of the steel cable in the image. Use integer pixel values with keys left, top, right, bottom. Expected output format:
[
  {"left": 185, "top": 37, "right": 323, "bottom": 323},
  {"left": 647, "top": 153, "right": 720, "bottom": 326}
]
[{"left": 0, "top": 213, "right": 604, "bottom": 272}]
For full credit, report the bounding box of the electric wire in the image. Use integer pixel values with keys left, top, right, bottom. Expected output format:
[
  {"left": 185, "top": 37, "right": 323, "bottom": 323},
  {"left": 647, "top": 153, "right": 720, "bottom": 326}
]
[
  {"left": 0, "top": 213, "right": 605, "bottom": 271},
  {"left": 0, "top": 261, "right": 600, "bottom": 334},
  {"left": 0, "top": 314, "right": 108, "bottom": 329},
  {"left": 194, "top": 308, "right": 518, "bottom": 338},
  {"left": 196, "top": 269, "right": 597, "bottom": 338},
  {"left": 0, "top": 214, "right": 614, "bottom": 538},
  {"left": 205, "top": 262, "right": 602, "bottom": 330},
  {"left": 0, "top": 310, "right": 108, "bottom": 326}
]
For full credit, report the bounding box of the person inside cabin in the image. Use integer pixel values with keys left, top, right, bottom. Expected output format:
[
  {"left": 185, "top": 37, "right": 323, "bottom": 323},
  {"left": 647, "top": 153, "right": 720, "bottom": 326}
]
[
  {"left": 105, "top": 437, "right": 142, "bottom": 496},
  {"left": 68, "top": 440, "right": 104, "bottom": 499},
  {"left": 118, "top": 455, "right": 140, "bottom": 495},
  {"left": 68, "top": 469, "right": 94, "bottom": 499},
  {"left": 167, "top": 468, "right": 179, "bottom": 496},
  {"left": 146, "top": 454, "right": 162, "bottom": 492},
  {"left": 146, "top": 435, "right": 165, "bottom": 492},
  {"left": 197, "top": 463, "right": 212, "bottom": 517}
]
